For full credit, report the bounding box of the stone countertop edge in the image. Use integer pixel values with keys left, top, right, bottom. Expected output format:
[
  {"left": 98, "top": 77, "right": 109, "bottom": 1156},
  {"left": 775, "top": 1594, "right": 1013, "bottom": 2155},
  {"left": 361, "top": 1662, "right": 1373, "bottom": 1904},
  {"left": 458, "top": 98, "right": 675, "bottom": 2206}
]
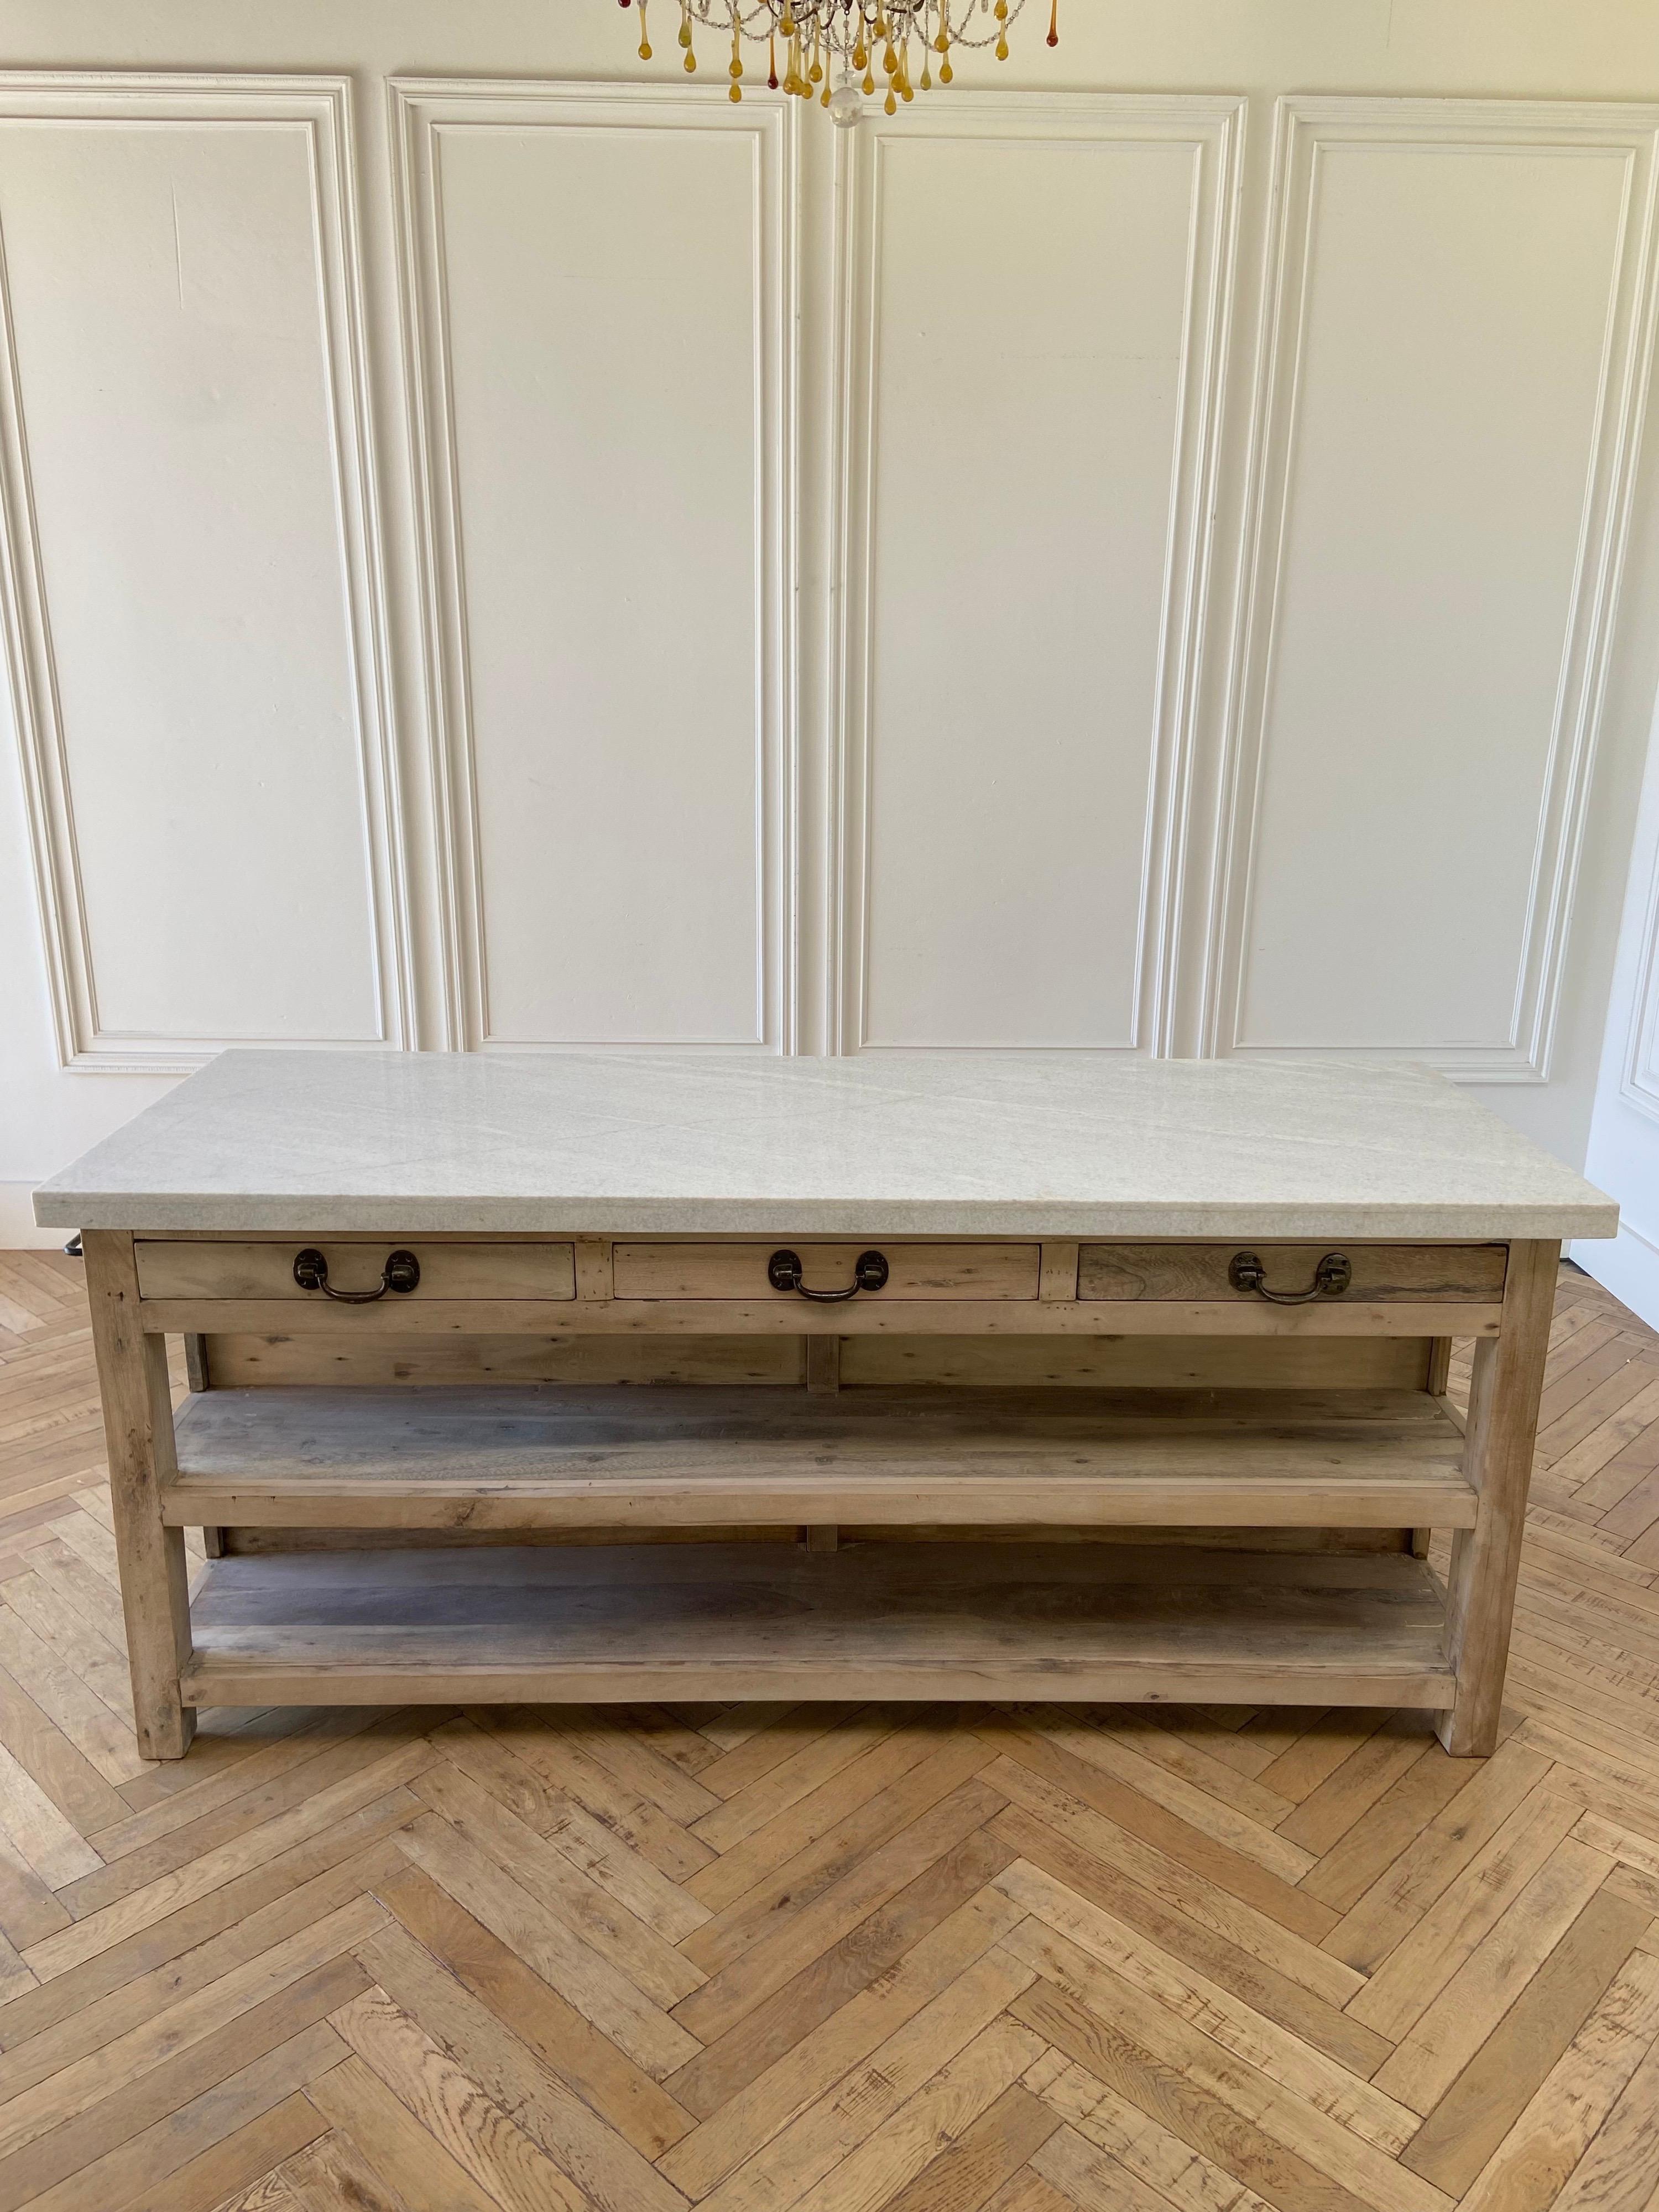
[
  {"left": 30, "top": 1047, "right": 1620, "bottom": 1243},
  {"left": 32, "top": 1194, "right": 1620, "bottom": 1239}
]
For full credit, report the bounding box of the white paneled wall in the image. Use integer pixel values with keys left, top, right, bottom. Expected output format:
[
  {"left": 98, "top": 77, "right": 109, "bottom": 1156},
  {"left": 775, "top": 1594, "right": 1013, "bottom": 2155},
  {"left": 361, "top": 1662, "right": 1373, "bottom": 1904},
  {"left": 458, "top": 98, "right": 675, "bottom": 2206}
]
[
  {"left": 0, "top": 79, "right": 405, "bottom": 1074},
  {"left": 833, "top": 97, "right": 1241, "bottom": 1053},
  {"left": 3, "top": 2, "right": 1659, "bottom": 1245},
  {"left": 395, "top": 83, "right": 795, "bottom": 1050},
  {"left": 1214, "top": 100, "right": 1659, "bottom": 1082},
  {"left": 1582, "top": 687, "right": 1659, "bottom": 1322}
]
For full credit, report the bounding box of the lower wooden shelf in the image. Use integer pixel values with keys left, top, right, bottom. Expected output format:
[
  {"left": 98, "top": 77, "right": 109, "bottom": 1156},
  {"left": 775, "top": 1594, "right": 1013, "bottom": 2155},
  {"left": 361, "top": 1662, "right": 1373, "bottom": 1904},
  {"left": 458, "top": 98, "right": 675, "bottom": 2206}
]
[{"left": 180, "top": 1541, "right": 1456, "bottom": 1709}]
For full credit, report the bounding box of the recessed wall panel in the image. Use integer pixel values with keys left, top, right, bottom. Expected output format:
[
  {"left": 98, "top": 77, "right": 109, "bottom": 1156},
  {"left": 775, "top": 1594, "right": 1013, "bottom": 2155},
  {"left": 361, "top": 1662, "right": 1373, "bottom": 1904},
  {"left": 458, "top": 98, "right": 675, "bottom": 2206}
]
[
  {"left": 0, "top": 86, "right": 397, "bottom": 1064},
  {"left": 397, "top": 87, "right": 791, "bottom": 1048},
  {"left": 839, "top": 98, "right": 1241, "bottom": 1052},
  {"left": 1225, "top": 100, "right": 1659, "bottom": 1077}
]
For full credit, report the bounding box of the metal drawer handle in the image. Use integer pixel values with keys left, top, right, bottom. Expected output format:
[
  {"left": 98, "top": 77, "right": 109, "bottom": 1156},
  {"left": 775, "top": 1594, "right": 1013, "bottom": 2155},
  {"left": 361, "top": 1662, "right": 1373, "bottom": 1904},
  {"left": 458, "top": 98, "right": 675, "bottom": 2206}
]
[
  {"left": 1228, "top": 1250, "right": 1351, "bottom": 1304},
  {"left": 293, "top": 1248, "right": 421, "bottom": 1301},
  {"left": 768, "top": 1248, "right": 889, "bottom": 1301}
]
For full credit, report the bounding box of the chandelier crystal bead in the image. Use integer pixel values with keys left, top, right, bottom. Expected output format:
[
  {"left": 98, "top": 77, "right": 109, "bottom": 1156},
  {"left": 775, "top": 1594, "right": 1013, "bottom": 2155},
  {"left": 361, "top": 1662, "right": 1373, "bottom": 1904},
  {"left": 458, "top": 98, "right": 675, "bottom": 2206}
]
[{"left": 612, "top": 0, "right": 1053, "bottom": 113}]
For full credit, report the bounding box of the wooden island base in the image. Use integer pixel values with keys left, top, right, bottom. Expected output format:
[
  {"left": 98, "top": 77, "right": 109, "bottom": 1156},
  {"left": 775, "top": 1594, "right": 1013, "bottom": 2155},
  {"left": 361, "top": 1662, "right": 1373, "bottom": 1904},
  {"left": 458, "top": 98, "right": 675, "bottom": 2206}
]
[
  {"left": 41, "top": 1051, "right": 1611, "bottom": 1764},
  {"left": 75, "top": 1220, "right": 1559, "bottom": 1762}
]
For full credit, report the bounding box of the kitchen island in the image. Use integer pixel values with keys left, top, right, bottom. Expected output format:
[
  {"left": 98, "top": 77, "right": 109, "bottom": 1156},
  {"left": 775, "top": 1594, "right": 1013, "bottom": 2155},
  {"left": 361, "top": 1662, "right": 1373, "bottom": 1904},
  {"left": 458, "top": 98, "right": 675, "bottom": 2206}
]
[{"left": 34, "top": 1049, "right": 1615, "bottom": 1760}]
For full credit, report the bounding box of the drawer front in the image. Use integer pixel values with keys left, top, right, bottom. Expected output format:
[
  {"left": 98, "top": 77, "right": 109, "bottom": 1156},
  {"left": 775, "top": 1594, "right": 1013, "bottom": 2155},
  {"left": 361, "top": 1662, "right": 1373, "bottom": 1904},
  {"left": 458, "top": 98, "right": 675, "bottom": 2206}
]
[
  {"left": 1077, "top": 1242, "right": 1507, "bottom": 1304},
  {"left": 134, "top": 1241, "right": 577, "bottom": 1303},
  {"left": 612, "top": 1241, "right": 1041, "bottom": 1302}
]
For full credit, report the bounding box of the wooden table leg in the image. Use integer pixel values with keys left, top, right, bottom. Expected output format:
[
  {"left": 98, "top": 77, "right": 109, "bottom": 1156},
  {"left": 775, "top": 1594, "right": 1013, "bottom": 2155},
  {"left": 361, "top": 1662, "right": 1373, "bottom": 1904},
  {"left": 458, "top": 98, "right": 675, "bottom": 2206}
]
[
  {"left": 1409, "top": 1337, "right": 1457, "bottom": 1558},
  {"left": 84, "top": 1230, "right": 196, "bottom": 1759},
  {"left": 805, "top": 1337, "right": 840, "bottom": 1551},
  {"left": 182, "top": 1331, "right": 226, "bottom": 1557},
  {"left": 1436, "top": 1239, "right": 1557, "bottom": 1757}
]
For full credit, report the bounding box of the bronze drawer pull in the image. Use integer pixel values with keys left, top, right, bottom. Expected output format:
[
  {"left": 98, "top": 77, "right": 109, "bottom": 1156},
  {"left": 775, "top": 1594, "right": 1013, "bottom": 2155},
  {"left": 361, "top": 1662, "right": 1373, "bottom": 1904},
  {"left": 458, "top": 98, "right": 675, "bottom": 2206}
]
[
  {"left": 1228, "top": 1250, "right": 1352, "bottom": 1303},
  {"left": 768, "top": 1249, "right": 889, "bottom": 1301},
  {"left": 293, "top": 1248, "right": 421, "bottom": 1301}
]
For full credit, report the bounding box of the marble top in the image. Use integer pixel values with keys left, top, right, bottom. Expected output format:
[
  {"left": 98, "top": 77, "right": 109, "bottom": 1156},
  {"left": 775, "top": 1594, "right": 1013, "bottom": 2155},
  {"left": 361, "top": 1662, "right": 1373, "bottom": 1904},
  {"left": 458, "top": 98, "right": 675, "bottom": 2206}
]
[{"left": 33, "top": 1049, "right": 1616, "bottom": 1239}]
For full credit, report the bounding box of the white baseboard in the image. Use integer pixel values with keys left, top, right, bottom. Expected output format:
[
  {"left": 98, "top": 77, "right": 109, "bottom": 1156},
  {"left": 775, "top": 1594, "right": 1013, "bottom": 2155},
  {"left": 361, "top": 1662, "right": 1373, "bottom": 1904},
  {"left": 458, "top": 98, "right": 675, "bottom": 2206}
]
[
  {"left": 1572, "top": 1222, "right": 1659, "bottom": 1333},
  {"left": 0, "top": 1183, "right": 66, "bottom": 1250}
]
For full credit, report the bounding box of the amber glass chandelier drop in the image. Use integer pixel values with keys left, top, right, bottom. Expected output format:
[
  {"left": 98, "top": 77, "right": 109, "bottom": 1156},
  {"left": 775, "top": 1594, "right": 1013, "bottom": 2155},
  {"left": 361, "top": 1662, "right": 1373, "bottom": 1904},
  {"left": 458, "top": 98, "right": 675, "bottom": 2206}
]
[{"left": 615, "top": 0, "right": 1058, "bottom": 118}]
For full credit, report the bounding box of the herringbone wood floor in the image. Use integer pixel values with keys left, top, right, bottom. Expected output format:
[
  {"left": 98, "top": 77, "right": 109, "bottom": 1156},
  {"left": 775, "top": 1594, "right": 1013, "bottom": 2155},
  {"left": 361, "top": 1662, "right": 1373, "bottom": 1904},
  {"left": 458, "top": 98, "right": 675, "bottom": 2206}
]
[{"left": 1, "top": 1257, "right": 1658, "bottom": 2210}]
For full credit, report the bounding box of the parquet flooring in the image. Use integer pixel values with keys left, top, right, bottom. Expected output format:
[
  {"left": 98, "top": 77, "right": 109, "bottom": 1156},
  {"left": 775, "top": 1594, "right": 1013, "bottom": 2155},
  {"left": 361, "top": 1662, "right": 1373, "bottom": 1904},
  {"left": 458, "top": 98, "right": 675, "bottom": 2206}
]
[{"left": 2, "top": 1253, "right": 1659, "bottom": 2209}]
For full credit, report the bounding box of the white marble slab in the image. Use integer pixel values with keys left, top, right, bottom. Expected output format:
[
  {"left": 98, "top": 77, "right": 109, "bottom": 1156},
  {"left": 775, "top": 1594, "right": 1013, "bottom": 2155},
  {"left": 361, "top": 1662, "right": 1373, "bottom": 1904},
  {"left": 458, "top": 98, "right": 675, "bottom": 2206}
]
[{"left": 34, "top": 1049, "right": 1615, "bottom": 1239}]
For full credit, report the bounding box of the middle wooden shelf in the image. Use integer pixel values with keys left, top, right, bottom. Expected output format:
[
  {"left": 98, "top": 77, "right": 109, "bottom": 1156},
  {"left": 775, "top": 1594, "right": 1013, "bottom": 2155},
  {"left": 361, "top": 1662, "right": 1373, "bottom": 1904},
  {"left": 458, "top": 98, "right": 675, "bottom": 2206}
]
[{"left": 163, "top": 1382, "right": 1474, "bottom": 1532}]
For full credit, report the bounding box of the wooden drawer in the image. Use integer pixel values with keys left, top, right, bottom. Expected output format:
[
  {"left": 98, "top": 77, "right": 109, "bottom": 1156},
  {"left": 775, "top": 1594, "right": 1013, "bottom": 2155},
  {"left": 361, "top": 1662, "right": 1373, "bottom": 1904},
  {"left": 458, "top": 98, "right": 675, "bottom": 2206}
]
[
  {"left": 612, "top": 1241, "right": 1041, "bottom": 1302},
  {"left": 134, "top": 1240, "right": 576, "bottom": 1303},
  {"left": 1077, "top": 1242, "right": 1507, "bottom": 1304}
]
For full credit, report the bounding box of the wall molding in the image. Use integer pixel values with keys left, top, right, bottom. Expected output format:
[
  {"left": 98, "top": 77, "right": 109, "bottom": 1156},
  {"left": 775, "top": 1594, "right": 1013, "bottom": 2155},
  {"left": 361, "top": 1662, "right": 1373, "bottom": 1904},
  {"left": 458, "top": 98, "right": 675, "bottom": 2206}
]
[
  {"left": 1, "top": 75, "right": 1650, "bottom": 1096},
  {"left": 390, "top": 77, "right": 799, "bottom": 1052},
  {"left": 1573, "top": 1218, "right": 1659, "bottom": 1332},
  {"left": 1621, "top": 807, "right": 1659, "bottom": 1118},
  {"left": 827, "top": 91, "right": 1245, "bottom": 1054},
  {"left": 0, "top": 1182, "right": 64, "bottom": 1249},
  {"left": 0, "top": 72, "right": 409, "bottom": 1073},
  {"left": 1207, "top": 93, "right": 1659, "bottom": 1084}
]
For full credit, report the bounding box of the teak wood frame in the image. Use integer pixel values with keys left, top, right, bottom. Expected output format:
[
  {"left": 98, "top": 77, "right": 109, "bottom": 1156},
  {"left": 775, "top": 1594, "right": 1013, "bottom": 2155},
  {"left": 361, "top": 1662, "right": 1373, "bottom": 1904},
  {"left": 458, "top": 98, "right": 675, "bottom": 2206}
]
[{"left": 82, "top": 1228, "right": 1557, "bottom": 1762}]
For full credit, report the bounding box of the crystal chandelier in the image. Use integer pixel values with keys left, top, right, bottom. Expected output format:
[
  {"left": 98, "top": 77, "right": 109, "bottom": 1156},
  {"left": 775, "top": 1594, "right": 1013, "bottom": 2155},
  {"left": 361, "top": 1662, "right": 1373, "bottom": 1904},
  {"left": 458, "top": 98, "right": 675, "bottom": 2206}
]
[{"left": 615, "top": 1, "right": 1058, "bottom": 117}]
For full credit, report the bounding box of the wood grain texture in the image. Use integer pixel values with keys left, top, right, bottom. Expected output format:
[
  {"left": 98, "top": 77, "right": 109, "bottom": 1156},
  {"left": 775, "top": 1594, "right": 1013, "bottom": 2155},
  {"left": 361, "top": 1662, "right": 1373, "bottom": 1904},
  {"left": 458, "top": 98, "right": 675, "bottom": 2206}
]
[
  {"left": 613, "top": 1243, "right": 1042, "bottom": 1302},
  {"left": 134, "top": 1294, "right": 1505, "bottom": 1337},
  {"left": 1078, "top": 1241, "right": 1509, "bottom": 1303},
  {"left": 134, "top": 1244, "right": 577, "bottom": 1303},
  {"left": 81, "top": 1233, "right": 195, "bottom": 1762},
  {"left": 842, "top": 1332, "right": 1439, "bottom": 1388},
  {"left": 161, "top": 1382, "right": 1475, "bottom": 1530},
  {"left": 1439, "top": 1240, "right": 1561, "bottom": 1755},
  {"left": 202, "top": 1332, "right": 808, "bottom": 1388},
  {"left": 176, "top": 1543, "right": 1457, "bottom": 1709},
  {"left": 2, "top": 1251, "right": 1656, "bottom": 2212}
]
